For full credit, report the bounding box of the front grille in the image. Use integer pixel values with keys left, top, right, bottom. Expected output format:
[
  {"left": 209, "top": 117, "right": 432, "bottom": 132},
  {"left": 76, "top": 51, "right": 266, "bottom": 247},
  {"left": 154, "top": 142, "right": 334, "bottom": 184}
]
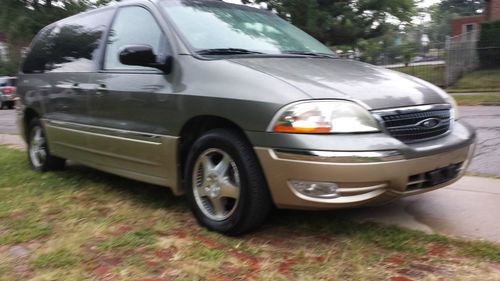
[
  {"left": 406, "top": 162, "right": 463, "bottom": 191},
  {"left": 375, "top": 107, "right": 452, "bottom": 143}
]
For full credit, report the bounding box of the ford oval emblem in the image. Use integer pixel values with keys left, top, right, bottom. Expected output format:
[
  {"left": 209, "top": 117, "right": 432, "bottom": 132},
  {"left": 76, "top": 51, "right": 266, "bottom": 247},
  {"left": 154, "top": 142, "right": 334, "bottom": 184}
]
[{"left": 418, "top": 118, "right": 441, "bottom": 129}]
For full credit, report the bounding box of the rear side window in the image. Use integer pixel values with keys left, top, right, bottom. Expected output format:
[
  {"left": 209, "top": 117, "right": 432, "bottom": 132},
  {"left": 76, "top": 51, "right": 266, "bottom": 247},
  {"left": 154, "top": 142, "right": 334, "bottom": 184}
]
[
  {"left": 8, "top": 78, "right": 17, "bottom": 86},
  {"left": 22, "top": 9, "right": 114, "bottom": 73},
  {"left": 104, "top": 6, "right": 165, "bottom": 71}
]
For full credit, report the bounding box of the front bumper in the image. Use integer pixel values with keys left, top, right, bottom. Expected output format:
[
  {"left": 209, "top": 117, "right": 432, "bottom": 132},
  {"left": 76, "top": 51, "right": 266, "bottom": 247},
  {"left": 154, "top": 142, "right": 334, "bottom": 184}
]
[{"left": 253, "top": 121, "right": 476, "bottom": 210}]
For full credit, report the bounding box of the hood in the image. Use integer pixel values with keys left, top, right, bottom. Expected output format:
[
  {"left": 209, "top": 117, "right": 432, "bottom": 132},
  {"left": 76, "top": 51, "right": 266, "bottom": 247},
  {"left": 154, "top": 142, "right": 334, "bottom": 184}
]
[{"left": 229, "top": 58, "right": 448, "bottom": 110}]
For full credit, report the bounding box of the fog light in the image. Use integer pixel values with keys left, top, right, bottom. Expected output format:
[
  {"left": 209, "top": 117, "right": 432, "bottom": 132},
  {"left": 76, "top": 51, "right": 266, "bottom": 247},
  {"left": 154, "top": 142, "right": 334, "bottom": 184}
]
[{"left": 289, "top": 180, "right": 339, "bottom": 199}]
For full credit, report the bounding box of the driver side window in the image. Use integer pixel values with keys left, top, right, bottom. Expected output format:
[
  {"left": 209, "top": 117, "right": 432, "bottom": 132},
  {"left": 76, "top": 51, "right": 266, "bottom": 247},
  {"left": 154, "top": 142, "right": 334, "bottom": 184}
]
[{"left": 104, "top": 6, "right": 164, "bottom": 71}]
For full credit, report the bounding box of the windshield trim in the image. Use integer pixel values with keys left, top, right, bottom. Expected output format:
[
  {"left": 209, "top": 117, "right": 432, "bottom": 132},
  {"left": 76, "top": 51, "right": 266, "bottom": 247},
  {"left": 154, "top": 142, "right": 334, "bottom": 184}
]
[{"left": 158, "top": 0, "right": 336, "bottom": 61}]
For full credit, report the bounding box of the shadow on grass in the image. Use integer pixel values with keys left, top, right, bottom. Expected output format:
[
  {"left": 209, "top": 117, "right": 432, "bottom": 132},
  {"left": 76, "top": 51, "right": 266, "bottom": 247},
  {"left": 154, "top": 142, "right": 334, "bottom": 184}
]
[
  {"left": 46, "top": 162, "right": 451, "bottom": 255},
  {"left": 3, "top": 148, "right": 498, "bottom": 260}
]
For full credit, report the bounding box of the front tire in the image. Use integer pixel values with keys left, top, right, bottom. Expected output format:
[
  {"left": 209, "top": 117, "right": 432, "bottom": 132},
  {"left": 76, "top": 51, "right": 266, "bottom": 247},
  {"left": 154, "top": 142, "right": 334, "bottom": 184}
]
[
  {"left": 27, "top": 118, "right": 66, "bottom": 172},
  {"left": 184, "top": 129, "right": 272, "bottom": 235}
]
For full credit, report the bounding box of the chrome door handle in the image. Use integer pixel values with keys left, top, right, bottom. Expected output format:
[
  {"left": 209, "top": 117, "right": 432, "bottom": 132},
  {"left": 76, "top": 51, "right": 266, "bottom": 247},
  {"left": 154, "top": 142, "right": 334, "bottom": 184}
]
[{"left": 96, "top": 84, "right": 107, "bottom": 97}]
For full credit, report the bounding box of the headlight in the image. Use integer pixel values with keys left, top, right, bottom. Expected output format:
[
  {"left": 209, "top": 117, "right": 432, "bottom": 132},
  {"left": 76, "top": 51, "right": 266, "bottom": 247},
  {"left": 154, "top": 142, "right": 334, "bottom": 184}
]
[
  {"left": 449, "top": 96, "right": 459, "bottom": 120},
  {"left": 270, "top": 100, "right": 380, "bottom": 134}
]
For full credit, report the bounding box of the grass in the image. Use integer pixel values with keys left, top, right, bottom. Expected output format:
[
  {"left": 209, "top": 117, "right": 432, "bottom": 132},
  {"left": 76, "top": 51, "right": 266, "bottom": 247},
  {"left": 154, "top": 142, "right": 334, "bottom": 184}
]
[
  {"left": 450, "top": 68, "right": 500, "bottom": 92},
  {"left": 0, "top": 145, "right": 500, "bottom": 280},
  {"left": 98, "top": 231, "right": 155, "bottom": 251},
  {"left": 392, "top": 65, "right": 500, "bottom": 93},
  {"left": 391, "top": 64, "right": 445, "bottom": 86},
  {"left": 33, "top": 249, "right": 78, "bottom": 269},
  {"left": 451, "top": 94, "right": 500, "bottom": 106}
]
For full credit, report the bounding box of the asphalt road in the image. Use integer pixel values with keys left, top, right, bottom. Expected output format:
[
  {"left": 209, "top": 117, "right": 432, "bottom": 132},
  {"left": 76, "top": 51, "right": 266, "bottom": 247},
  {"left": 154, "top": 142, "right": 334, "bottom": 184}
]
[
  {"left": 0, "top": 108, "right": 18, "bottom": 134},
  {"left": 0, "top": 106, "right": 499, "bottom": 176}
]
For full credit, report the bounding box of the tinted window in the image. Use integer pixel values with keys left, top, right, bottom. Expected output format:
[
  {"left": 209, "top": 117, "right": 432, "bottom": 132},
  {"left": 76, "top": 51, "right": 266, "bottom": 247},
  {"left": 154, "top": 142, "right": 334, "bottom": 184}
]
[
  {"left": 22, "top": 9, "right": 113, "bottom": 73},
  {"left": 8, "top": 78, "right": 17, "bottom": 86},
  {"left": 104, "top": 6, "right": 164, "bottom": 71}
]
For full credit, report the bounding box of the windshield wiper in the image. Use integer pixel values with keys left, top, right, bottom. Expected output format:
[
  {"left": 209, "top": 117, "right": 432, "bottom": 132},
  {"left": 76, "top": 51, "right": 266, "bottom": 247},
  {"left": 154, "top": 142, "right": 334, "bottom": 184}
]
[
  {"left": 196, "top": 48, "right": 264, "bottom": 56},
  {"left": 282, "top": 51, "right": 337, "bottom": 58}
]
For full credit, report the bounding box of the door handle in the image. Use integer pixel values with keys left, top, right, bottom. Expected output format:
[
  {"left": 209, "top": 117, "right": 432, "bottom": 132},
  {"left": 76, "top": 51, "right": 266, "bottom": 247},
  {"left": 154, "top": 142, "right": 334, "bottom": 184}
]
[{"left": 96, "top": 84, "right": 107, "bottom": 97}]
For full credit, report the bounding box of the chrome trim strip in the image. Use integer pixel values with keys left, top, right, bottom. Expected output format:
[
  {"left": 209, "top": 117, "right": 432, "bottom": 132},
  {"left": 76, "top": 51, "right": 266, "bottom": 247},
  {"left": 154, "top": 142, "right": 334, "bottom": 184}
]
[
  {"left": 44, "top": 119, "right": 175, "bottom": 143},
  {"left": 274, "top": 149, "right": 404, "bottom": 163},
  {"left": 54, "top": 141, "right": 161, "bottom": 166},
  {"left": 337, "top": 184, "right": 388, "bottom": 195},
  {"left": 371, "top": 104, "right": 452, "bottom": 116}
]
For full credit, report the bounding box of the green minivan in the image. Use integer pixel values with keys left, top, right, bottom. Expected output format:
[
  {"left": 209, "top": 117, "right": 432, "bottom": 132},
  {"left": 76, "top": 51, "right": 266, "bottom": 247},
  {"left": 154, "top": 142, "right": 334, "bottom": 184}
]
[{"left": 17, "top": 0, "right": 476, "bottom": 235}]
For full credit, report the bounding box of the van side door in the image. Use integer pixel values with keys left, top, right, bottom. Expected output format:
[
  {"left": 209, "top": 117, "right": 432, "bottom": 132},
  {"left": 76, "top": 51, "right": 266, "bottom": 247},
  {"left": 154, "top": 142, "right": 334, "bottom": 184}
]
[
  {"left": 87, "top": 5, "right": 177, "bottom": 187},
  {"left": 29, "top": 9, "right": 114, "bottom": 160}
]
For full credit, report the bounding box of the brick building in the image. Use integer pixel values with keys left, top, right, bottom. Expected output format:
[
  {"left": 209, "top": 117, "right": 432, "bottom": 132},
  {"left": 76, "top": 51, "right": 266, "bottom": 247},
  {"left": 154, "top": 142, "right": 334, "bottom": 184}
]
[{"left": 451, "top": 0, "right": 500, "bottom": 37}]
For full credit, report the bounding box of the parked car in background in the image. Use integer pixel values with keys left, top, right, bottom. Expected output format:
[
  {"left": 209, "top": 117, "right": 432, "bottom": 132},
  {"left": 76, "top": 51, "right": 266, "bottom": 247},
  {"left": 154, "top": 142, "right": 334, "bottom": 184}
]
[
  {"left": 16, "top": 0, "right": 476, "bottom": 235},
  {"left": 0, "top": 76, "right": 17, "bottom": 109}
]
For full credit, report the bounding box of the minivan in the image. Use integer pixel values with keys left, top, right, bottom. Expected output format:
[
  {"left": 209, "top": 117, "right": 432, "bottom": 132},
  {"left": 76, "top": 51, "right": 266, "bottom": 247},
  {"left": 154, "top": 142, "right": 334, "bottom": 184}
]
[
  {"left": 17, "top": 0, "right": 476, "bottom": 235},
  {"left": 0, "top": 76, "right": 17, "bottom": 109}
]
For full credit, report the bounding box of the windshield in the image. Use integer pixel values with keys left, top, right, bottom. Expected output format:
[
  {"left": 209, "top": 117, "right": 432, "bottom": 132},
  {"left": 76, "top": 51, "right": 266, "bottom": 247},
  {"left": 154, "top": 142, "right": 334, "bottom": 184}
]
[{"left": 162, "top": 0, "right": 335, "bottom": 56}]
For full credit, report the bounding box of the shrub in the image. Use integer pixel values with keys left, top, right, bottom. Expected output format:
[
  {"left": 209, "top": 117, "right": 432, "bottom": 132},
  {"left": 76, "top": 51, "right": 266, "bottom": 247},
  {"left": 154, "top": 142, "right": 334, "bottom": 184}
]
[{"left": 478, "top": 20, "right": 500, "bottom": 68}]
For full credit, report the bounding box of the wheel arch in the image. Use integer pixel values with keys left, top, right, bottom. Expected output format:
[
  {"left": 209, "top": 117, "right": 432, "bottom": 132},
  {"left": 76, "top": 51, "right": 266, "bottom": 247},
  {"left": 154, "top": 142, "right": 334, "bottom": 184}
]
[
  {"left": 23, "top": 107, "right": 41, "bottom": 141},
  {"left": 177, "top": 115, "right": 253, "bottom": 186}
]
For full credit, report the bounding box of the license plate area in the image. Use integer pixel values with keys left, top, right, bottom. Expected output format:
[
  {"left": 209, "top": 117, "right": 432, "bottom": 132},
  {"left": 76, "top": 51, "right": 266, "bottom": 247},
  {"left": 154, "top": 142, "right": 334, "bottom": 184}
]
[{"left": 407, "top": 163, "right": 463, "bottom": 191}]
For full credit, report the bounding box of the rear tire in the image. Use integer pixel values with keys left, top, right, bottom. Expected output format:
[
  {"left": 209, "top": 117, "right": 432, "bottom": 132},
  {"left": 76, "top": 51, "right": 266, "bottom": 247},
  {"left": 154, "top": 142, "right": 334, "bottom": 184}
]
[
  {"left": 27, "top": 118, "right": 66, "bottom": 172},
  {"left": 184, "top": 129, "right": 272, "bottom": 236}
]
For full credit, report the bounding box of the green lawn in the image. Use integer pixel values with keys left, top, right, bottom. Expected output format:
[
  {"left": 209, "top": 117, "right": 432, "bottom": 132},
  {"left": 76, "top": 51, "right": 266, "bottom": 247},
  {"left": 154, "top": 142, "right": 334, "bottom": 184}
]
[
  {"left": 450, "top": 68, "right": 500, "bottom": 92},
  {"left": 391, "top": 64, "right": 445, "bottom": 86},
  {"left": 1, "top": 146, "right": 500, "bottom": 280},
  {"left": 391, "top": 65, "right": 500, "bottom": 93},
  {"left": 452, "top": 94, "right": 500, "bottom": 106}
]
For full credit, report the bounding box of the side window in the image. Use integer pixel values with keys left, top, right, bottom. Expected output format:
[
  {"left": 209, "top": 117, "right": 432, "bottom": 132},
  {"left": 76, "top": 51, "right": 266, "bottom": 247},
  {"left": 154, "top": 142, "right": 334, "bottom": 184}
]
[
  {"left": 104, "top": 6, "right": 164, "bottom": 71},
  {"left": 22, "top": 9, "right": 113, "bottom": 74},
  {"left": 22, "top": 27, "right": 55, "bottom": 73}
]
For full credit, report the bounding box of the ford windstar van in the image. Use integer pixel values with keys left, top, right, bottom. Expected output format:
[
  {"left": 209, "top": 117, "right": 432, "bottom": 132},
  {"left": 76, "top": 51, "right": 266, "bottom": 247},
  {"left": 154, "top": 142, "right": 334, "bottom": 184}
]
[{"left": 17, "top": 0, "right": 476, "bottom": 235}]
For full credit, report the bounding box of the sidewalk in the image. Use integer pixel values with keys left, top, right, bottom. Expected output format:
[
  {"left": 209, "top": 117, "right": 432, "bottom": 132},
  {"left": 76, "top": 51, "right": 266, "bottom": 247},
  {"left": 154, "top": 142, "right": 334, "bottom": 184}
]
[
  {"left": 349, "top": 176, "right": 500, "bottom": 243},
  {"left": 0, "top": 134, "right": 24, "bottom": 150},
  {"left": 1, "top": 134, "right": 500, "bottom": 243}
]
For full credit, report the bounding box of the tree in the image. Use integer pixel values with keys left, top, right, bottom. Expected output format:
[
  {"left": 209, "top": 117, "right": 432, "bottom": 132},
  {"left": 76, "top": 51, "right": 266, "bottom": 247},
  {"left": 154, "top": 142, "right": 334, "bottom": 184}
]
[
  {"left": 427, "top": 0, "right": 485, "bottom": 43},
  {"left": 0, "top": 0, "right": 111, "bottom": 74},
  {"left": 242, "top": 0, "right": 417, "bottom": 46}
]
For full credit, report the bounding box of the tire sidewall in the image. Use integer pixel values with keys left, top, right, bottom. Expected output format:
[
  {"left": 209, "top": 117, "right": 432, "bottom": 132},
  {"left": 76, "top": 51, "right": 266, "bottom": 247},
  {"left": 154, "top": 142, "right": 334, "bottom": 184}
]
[{"left": 185, "top": 131, "right": 253, "bottom": 234}]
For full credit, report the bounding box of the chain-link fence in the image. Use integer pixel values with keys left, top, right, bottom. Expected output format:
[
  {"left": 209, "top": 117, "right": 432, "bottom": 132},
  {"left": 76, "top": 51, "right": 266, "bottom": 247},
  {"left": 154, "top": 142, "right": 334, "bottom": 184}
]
[
  {"left": 444, "top": 31, "right": 480, "bottom": 87},
  {"left": 375, "top": 42, "right": 447, "bottom": 87},
  {"left": 363, "top": 29, "right": 500, "bottom": 91}
]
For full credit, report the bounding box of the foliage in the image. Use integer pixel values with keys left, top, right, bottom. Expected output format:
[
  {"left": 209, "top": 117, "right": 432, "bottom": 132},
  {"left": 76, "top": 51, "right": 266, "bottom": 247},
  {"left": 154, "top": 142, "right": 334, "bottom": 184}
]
[
  {"left": 427, "top": 0, "right": 485, "bottom": 44},
  {"left": 400, "top": 41, "right": 419, "bottom": 66},
  {"left": 243, "top": 0, "right": 416, "bottom": 46},
  {"left": 0, "top": 0, "right": 112, "bottom": 75},
  {"left": 478, "top": 20, "right": 500, "bottom": 68}
]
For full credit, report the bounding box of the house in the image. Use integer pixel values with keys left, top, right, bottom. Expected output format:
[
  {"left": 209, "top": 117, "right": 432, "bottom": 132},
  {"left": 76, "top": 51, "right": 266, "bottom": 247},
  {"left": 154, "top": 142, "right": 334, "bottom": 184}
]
[{"left": 451, "top": 0, "right": 500, "bottom": 38}]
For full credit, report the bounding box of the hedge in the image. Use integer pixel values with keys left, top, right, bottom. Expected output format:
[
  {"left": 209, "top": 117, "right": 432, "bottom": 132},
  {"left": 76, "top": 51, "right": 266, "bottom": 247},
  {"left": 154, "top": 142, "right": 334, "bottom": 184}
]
[{"left": 478, "top": 20, "right": 500, "bottom": 68}]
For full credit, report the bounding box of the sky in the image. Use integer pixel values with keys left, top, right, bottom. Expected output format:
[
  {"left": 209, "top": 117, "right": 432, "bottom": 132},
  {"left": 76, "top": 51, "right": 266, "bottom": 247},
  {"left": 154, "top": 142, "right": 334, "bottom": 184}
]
[
  {"left": 224, "top": 0, "right": 443, "bottom": 7},
  {"left": 420, "top": 0, "right": 442, "bottom": 7}
]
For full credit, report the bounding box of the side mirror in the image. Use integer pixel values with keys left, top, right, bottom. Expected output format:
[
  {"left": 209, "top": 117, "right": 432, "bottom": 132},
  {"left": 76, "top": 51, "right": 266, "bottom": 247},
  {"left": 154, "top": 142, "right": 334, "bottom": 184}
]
[{"left": 119, "top": 45, "right": 172, "bottom": 73}]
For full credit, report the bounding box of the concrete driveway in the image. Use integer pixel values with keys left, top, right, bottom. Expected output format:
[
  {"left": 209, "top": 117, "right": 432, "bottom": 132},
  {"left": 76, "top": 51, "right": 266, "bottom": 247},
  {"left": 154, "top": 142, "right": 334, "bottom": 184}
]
[
  {"left": 1, "top": 107, "right": 500, "bottom": 243},
  {"left": 460, "top": 106, "right": 500, "bottom": 177}
]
